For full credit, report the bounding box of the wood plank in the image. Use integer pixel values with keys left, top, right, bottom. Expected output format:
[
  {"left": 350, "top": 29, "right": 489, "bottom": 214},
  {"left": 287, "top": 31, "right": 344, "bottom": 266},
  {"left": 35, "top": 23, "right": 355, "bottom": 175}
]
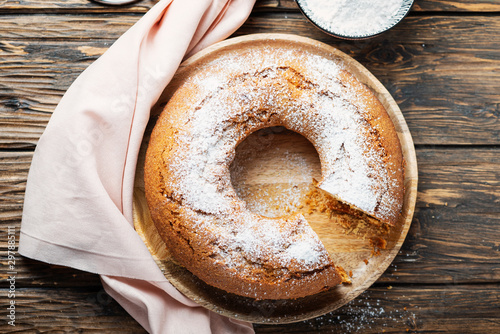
[
  {"left": 1, "top": 148, "right": 499, "bottom": 287},
  {"left": 263, "top": 0, "right": 500, "bottom": 12},
  {"left": 383, "top": 211, "right": 500, "bottom": 284},
  {"left": 384, "top": 147, "right": 500, "bottom": 283},
  {"left": 1, "top": 15, "right": 499, "bottom": 147},
  {"left": 416, "top": 147, "right": 500, "bottom": 213},
  {"left": 0, "top": 152, "right": 28, "bottom": 223},
  {"left": 0, "top": 287, "right": 146, "bottom": 333},
  {"left": 0, "top": 0, "right": 155, "bottom": 14},
  {"left": 1, "top": 0, "right": 500, "bottom": 13},
  {"left": 0, "top": 256, "right": 101, "bottom": 287},
  {"left": 255, "top": 284, "right": 500, "bottom": 333},
  {"left": 0, "top": 15, "right": 138, "bottom": 40},
  {"left": 413, "top": 0, "right": 500, "bottom": 12},
  {"left": 2, "top": 9, "right": 500, "bottom": 41},
  {"left": 0, "top": 284, "right": 497, "bottom": 333}
]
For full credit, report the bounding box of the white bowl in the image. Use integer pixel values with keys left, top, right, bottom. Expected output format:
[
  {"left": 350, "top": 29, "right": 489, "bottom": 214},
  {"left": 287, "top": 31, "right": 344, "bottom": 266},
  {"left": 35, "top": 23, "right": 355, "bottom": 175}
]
[{"left": 296, "top": 0, "right": 414, "bottom": 39}]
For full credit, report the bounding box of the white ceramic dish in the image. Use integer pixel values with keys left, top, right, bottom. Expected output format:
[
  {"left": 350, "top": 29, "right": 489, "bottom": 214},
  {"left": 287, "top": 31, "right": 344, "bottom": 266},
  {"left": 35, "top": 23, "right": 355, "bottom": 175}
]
[{"left": 296, "top": 0, "right": 414, "bottom": 39}]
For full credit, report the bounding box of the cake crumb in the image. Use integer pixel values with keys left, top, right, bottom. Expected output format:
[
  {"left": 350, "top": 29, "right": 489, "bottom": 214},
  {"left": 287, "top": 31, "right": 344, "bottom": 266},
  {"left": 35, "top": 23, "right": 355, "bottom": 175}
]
[
  {"left": 336, "top": 265, "right": 352, "bottom": 284},
  {"left": 370, "top": 236, "right": 387, "bottom": 257}
]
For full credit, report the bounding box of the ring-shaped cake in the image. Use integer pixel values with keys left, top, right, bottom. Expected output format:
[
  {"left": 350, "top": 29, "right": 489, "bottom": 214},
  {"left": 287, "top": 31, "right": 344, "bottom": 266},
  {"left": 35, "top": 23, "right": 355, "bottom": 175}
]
[{"left": 144, "top": 39, "right": 404, "bottom": 300}]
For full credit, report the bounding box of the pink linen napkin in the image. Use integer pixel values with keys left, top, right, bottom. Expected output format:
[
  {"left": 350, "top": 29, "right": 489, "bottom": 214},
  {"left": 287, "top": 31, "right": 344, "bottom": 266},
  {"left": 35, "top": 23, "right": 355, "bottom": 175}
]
[{"left": 19, "top": 0, "right": 255, "bottom": 333}]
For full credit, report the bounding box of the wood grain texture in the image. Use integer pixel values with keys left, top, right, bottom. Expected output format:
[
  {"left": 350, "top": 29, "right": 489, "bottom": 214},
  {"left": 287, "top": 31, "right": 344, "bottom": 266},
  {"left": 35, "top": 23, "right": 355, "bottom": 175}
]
[
  {"left": 412, "top": 0, "right": 500, "bottom": 12},
  {"left": 1, "top": 148, "right": 498, "bottom": 287},
  {"left": 1, "top": 0, "right": 500, "bottom": 13},
  {"left": 0, "top": 284, "right": 497, "bottom": 333},
  {"left": 1, "top": 16, "right": 499, "bottom": 147},
  {"left": 1, "top": 0, "right": 499, "bottom": 332},
  {"left": 254, "top": 284, "right": 500, "bottom": 333},
  {"left": 0, "top": 287, "right": 146, "bottom": 333},
  {"left": 0, "top": 0, "right": 157, "bottom": 13}
]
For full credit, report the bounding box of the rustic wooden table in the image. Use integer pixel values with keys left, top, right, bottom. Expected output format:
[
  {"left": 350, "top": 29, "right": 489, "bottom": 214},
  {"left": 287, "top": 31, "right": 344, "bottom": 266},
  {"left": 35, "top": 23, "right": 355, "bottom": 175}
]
[{"left": 1, "top": 0, "right": 499, "bottom": 333}]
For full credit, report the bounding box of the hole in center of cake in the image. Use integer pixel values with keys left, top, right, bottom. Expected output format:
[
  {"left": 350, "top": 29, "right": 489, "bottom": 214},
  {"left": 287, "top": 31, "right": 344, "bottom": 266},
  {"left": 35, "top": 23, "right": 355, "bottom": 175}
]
[{"left": 230, "top": 126, "right": 321, "bottom": 218}]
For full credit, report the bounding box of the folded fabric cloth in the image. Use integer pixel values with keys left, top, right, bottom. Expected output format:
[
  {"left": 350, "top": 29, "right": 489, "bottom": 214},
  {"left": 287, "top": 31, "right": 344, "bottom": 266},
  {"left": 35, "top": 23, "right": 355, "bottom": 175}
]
[{"left": 19, "top": 0, "right": 256, "bottom": 332}]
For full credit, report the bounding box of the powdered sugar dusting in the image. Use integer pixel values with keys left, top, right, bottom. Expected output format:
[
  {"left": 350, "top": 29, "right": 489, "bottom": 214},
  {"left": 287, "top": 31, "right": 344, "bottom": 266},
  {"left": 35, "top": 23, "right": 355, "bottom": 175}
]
[
  {"left": 220, "top": 214, "right": 330, "bottom": 272},
  {"left": 297, "top": 0, "right": 407, "bottom": 38},
  {"left": 285, "top": 236, "right": 326, "bottom": 267},
  {"left": 160, "top": 45, "right": 401, "bottom": 274}
]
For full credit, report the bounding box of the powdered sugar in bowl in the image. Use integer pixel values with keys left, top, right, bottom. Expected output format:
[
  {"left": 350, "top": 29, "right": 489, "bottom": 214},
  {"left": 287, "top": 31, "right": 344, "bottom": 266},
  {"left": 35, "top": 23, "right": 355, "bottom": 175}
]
[{"left": 296, "top": 0, "right": 414, "bottom": 39}]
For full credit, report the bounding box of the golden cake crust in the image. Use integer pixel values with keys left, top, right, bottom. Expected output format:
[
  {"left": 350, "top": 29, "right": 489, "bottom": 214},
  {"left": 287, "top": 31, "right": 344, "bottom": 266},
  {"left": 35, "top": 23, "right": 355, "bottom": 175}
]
[{"left": 144, "top": 43, "right": 404, "bottom": 300}]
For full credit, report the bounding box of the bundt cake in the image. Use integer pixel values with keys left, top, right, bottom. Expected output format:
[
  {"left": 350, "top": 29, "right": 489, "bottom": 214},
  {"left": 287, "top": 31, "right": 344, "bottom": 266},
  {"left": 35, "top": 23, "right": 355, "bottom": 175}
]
[{"left": 144, "top": 37, "right": 404, "bottom": 300}]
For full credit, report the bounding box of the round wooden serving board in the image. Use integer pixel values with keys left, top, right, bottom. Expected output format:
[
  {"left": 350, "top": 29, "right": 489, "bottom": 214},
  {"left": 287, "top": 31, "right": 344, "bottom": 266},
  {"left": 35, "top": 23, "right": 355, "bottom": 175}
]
[{"left": 133, "top": 34, "right": 418, "bottom": 324}]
